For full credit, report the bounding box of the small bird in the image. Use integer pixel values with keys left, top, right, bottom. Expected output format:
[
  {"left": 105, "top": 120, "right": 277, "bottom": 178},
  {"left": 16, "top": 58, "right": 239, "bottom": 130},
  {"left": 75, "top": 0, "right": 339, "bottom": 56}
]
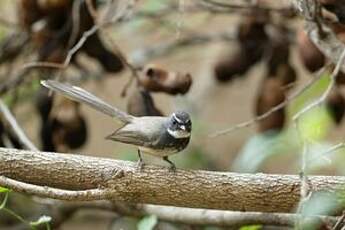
[{"left": 41, "top": 80, "right": 192, "bottom": 171}]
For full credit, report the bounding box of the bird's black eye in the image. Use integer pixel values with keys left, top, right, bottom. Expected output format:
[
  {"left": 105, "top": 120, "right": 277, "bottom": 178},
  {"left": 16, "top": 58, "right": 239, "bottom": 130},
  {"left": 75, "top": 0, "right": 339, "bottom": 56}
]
[{"left": 172, "top": 120, "right": 177, "bottom": 125}]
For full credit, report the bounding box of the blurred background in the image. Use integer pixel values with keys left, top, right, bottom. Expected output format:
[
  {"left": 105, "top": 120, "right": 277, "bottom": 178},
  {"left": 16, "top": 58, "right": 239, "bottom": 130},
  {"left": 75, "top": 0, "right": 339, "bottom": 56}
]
[{"left": 0, "top": 0, "right": 345, "bottom": 229}]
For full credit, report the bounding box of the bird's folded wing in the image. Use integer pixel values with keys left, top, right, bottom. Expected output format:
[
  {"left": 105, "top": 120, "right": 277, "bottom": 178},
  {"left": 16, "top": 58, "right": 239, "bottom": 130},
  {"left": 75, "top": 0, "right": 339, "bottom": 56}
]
[{"left": 41, "top": 80, "right": 133, "bottom": 123}]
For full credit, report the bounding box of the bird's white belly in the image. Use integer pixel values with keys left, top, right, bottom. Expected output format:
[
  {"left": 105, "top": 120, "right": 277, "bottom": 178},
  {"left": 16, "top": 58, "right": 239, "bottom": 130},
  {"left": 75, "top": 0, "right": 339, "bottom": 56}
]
[{"left": 139, "top": 146, "right": 177, "bottom": 157}]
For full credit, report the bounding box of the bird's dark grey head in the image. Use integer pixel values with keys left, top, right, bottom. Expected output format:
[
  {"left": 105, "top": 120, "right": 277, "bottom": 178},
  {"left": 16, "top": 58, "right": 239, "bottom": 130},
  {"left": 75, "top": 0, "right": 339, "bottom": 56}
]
[{"left": 167, "top": 111, "right": 192, "bottom": 138}]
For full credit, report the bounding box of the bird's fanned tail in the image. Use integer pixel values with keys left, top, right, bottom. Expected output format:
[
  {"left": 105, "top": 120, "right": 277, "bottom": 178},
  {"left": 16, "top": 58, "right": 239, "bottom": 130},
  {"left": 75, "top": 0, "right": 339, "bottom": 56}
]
[{"left": 41, "top": 80, "right": 133, "bottom": 124}]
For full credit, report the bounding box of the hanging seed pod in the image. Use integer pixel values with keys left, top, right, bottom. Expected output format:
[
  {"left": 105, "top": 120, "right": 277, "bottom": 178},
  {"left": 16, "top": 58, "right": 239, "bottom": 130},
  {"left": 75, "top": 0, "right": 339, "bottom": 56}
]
[
  {"left": 214, "top": 11, "right": 269, "bottom": 83},
  {"left": 50, "top": 97, "right": 88, "bottom": 152},
  {"left": 255, "top": 78, "right": 286, "bottom": 133},
  {"left": 214, "top": 48, "right": 253, "bottom": 82},
  {"left": 127, "top": 89, "right": 163, "bottom": 117},
  {"left": 320, "top": 0, "right": 345, "bottom": 24},
  {"left": 297, "top": 29, "right": 325, "bottom": 73},
  {"left": 326, "top": 88, "right": 345, "bottom": 124},
  {"left": 138, "top": 64, "right": 192, "bottom": 95},
  {"left": 38, "top": 94, "right": 88, "bottom": 152}
]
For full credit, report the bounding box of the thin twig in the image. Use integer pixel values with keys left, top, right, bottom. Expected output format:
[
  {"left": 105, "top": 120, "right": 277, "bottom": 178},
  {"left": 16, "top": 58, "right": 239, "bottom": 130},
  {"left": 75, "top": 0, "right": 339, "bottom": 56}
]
[{"left": 0, "top": 99, "right": 38, "bottom": 151}]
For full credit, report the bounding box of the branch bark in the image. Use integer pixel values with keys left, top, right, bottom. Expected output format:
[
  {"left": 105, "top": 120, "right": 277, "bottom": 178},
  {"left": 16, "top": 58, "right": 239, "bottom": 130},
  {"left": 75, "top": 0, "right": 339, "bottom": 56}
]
[{"left": 1, "top": 148, "right": 345, "bottom": 213}]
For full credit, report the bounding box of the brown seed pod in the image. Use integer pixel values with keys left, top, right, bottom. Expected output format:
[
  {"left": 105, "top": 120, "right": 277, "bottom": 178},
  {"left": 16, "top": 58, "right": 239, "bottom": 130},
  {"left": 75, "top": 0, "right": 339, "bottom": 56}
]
[
  {"left": 255, "top": 78, "right": 286, "bottom": 133},
  {"left": 214, "top": 48, "right": 253, "bottom": 82},
  {"left": 326, "top": 87, "right": 345, "bottom": 124},
  {"left": 336, "top": 71, "right": 345, "bottom": 85},
  {"left": 320, "top": 0, "right": 345, "bottom": 24},
  {"left": 18, "top": 0, "right": 124, "bottom": 72},
  {"left": 36, "top": 90, "right": 88, "bottom": 152},
  {"left": 37, "top": 0, "right": 71, "bottom": 12},
  {"left": 214, "top": 11, "right": 269, "bottom": 83},
  {"left": 297, "top": 29, "right": 326, "bottom": 73},
  {"left": 138, "top": 64, "right": 192, "bottom": 95},
  {"left": 268, "top": 63, "right": 297, "bottom": 90},
  {"left": 127, "top": 89, "right": 163, "bottom": 117}
]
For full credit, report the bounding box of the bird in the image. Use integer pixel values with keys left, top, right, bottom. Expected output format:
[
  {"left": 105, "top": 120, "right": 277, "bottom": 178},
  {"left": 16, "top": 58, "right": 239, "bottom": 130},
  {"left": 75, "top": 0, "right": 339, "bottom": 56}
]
[{"left": 41, "top": 80, "right": 192, "bottom": 171}]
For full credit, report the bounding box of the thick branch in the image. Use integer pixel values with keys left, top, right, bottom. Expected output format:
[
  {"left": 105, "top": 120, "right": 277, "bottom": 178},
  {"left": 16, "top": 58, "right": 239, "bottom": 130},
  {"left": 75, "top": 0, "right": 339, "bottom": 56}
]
[{"left": 2, "top": 148, "right": 345, "bottom": 213}]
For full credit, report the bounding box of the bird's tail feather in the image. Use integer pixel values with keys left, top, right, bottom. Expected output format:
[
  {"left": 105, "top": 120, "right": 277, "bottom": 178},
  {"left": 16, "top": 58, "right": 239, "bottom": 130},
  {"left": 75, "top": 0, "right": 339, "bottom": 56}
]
[{"left": 41, "top": 80, "right": 133, "bottom": 123}]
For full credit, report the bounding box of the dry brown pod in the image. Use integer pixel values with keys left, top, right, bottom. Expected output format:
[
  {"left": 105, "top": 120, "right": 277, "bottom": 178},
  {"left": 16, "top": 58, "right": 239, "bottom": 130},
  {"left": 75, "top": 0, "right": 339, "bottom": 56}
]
[
  {"left": 18, "top": 0, "right": 124, "bottom": 72},
  {"left": 36, "top": 91, "right": 88, "bottom": 152},
  {"left": 214, "top": 48, "right": 253, "bottom": 82},
  {"left": 37, "top": 0, "right": 71, "bottom": 11},
  {"left": 320, "top": 0, "right": 345, "bottom": 24},
  {"left": 297, "top": 29, "right": 326, "bottom": 73},
  {"left": 138, "top": 64, "right": 192, "bottom": 95},
  {"left": 255, "top": 77, "right": 286, "bottom": 133},
  {"left": 326, "top": 87, "right": 345, "bottom": 124},
  {"left": 127, "top": 89, "right": 163, "bottom": 117},
  {"left": 214, "top": 13, "right": 269, "bottom": 83}
]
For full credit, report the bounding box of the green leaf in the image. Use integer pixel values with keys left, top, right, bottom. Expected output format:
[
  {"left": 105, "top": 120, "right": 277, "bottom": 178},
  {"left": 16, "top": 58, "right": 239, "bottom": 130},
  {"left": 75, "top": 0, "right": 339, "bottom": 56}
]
[
  {"left": 0, "top": 192, "right": 9, "bottom": 210},
  {"left": 239, "top": 225, "right": 262, "bottom": 230},
  {"left": 30, "top": 215, "right": 52, "bottom": 227},
  {"left": 298, "top": 105, "right": 332, "bottom": 142},
  {"left": 137, "top": 215, "right": 158, "bottom": 230},
  {"left": 0, "top": 187, "right": 10, "bottom": 193}
]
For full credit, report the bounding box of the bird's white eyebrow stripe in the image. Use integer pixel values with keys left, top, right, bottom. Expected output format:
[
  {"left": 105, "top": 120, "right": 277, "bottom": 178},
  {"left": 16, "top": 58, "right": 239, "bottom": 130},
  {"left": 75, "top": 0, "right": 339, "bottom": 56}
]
[{"left": 173, "top": 113, "right": 183, "bottom": 123}]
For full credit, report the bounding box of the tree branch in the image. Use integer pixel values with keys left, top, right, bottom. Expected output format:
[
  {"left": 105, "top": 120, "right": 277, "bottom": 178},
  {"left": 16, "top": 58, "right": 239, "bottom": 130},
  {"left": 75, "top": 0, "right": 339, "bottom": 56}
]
[{"left": 1, "top": 148, "right": 345, "bottom": 213}]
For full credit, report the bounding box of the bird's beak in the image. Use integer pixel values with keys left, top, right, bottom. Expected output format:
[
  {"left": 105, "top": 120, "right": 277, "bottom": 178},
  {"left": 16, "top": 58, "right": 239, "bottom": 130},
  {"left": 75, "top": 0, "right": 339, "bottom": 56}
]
[{"left": 180, "top": 125, "right": 186, "bottom": 131}]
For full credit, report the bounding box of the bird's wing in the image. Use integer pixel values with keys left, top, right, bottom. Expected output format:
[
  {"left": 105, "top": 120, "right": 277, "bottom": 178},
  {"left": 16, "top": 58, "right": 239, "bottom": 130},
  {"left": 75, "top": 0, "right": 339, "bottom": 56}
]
[
  {"left": 106, "top": 117, "right": 167, "bottom": 147},
  {"left": 41, "top": 80, "right": 133, "bottom": 124}
]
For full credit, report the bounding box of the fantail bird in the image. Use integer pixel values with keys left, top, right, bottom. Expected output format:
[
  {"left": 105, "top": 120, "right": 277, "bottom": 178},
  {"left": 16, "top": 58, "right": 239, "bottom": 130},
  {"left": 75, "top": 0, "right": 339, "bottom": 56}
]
[{"left": 41, "top": 80, "right": 192, "bottom": 171}]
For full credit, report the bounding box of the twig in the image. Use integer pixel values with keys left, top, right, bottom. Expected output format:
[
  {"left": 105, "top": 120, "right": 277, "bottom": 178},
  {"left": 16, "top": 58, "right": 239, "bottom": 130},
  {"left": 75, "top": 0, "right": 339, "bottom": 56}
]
[
  {"left": 0, "top": 99, "right": 38, "bottom": 151},
  {"left": 199, "top": 0, "right": 293, "bottom": 13},
  {"left": 332, "top": 211, "right": 345, "bottom": 230}
]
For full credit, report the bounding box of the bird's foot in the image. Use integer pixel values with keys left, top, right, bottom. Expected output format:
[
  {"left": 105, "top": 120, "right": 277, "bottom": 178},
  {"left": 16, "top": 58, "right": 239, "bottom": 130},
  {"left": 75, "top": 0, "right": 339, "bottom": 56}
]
[
  {"left": 163, "top": 156, "right": 176, "bottom": 173},
  {"left": 136, "top": 158, "right": 144, "bottom": 171}
]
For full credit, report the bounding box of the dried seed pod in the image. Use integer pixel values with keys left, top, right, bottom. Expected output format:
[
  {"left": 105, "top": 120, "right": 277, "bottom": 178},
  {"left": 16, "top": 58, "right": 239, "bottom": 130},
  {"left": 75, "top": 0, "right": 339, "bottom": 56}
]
[
  {"left": 255, "top": 78, "right": 286, "bottom": 133},
  {"left": 214, "top": 48, "right": 253, "bottom": 82},
  {"left": 267, "top": 63, "right": 297, "bottom": 90},
  {"left": 37, "top": 0, "right": 71, "bottom": 11},
  {"left": 326, "top": 88, "right": 345, "bottom": 124},
  {"left": 138, "top": 64, "right": 192, "bottom": 95},
  {"left": 336, "top": 71, "right": 345, "bottom": 85},
  {"left": 36, "top": 90, "right": 88, "bottom": 152},
  {"left": 214, "top": 12, "right": 269, "bottom": 83},
  {"left": 297, "top": 29, "right": 325, "bottom": 72},
  {"left": 267, "top": 25, "right": 291, "bottom": 74},
  {"left": 50, "top": 97, "right": 88, "bottom": 152},
  {"left": 18, "top": 0, "right": 124, "bottom": 72},
  {"left": 127, "top": 89, "right": 163, "bottom": 117},
  {"left": 320, "top": 0, "right": 345, "bottom": 24}
]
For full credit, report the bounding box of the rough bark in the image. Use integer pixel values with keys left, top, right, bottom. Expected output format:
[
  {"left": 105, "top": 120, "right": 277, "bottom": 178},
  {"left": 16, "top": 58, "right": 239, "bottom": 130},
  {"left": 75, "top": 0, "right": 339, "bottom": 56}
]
[{"left": 1, "top": 148, "right": 345, "bottom": 213}]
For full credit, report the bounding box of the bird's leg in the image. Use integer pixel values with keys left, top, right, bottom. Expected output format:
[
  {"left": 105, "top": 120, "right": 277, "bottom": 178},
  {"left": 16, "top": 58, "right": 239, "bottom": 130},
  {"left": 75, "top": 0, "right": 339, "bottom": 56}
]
[
  {"left": 136, "top": 149, "right": 144, "bottom": 171},
  {"left": 163, "top": 156, "right": 176, "bottom": 172}
]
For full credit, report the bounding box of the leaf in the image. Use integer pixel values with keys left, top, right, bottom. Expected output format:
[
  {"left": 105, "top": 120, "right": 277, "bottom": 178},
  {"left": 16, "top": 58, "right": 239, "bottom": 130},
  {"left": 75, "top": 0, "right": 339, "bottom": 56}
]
[
  {"left": 0, "top": 187, "right": 10, "bottom": 193},
  {"left": 298, "top": 105, "right": 332, "bottom": 142},
  {"left": 240, "top": 225, "right": 262, "bottom": 230},
  {"left": 137, "top": 215, "right": 158, "bottom": 230},
  {"left": 0, "top": 192, "right": 9, "bottom": 210},
  {"left": 30, "top": 215, "right": 52, "bottom": 227}
]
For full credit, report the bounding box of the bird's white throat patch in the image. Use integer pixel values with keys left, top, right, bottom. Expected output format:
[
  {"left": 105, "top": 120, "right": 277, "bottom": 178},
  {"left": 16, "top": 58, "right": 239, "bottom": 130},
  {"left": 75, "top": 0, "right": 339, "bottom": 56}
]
[{"left": 167, "top": 128, "right": 190, "bottom": 138}]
